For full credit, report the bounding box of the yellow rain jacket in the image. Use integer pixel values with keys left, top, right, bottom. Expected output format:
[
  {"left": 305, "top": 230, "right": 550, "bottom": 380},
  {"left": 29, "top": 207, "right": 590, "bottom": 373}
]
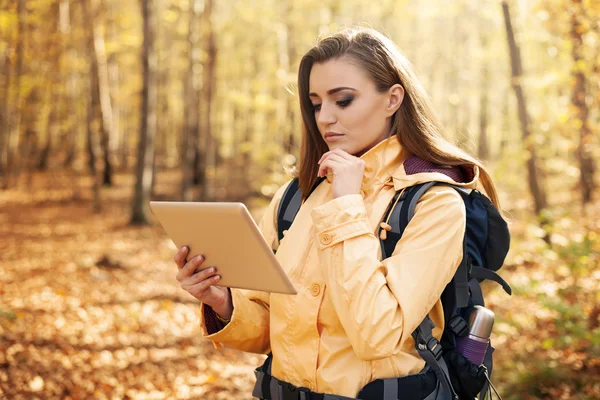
[{"left": 199, "top": 136, "right": 479, "bottom": 398}]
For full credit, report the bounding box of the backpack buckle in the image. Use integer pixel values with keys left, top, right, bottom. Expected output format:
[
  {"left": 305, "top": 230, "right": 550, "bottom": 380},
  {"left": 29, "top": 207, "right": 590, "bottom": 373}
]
[
  {"left": 419, "top": 337, "right": 443, "bottom": 360},
  {"left": 297, "top": 386, "right": 311, "bottom": 400},
  {"left": 449, "top": 315, "right": 470, "bottom": 337},
  {"left": 281, "top": 381, "right": 311, "bottom": 400}
]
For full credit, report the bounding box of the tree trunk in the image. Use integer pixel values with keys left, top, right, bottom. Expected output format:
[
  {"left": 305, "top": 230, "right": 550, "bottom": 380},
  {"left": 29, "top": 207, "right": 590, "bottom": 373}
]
[
  {"left": 501, "top": 1, "right": 548, "bottom": 215},
  {"left": 64, "top": 47, "right": 80, "bottom": 168},
  {"left": 107, "top": 3, "right": 120, "bottom": 170},
  {"left": 0, "top": 0, "right": 14, "bottom": 184},
  {"left": 571, "top": 0, "right": 595, "bottom": 204},
  {"left": 180, "top": 0, "right": 201, "bottom": 201},
  {"left": 131, "top": 0, "right": 157, "bottom": 225},
  {"left": 82, "top": 0, "right": 113, "bottom": 186},
  {"left": 478, "top": 26, "right": 490, "bottom": 160},
  {"left": 155, "top": 2, "right": 171, "bottom": 171},
  {"left": 86, "top": 86, "right": 101, "bottom": 212},
  {"left": 199, "top": 0, "right": 215, "bottom": 200},
  {"left": 4, "top": 0, "right": 26, "bottom": 189},
  {"left": 191, "top": 0, "right": 206, "bottom": 192},
  {"left": 447, "top": 15, "right": 459, "bottom": 143},
  {"left": 499, "top": 87, "right": 510, "bottom": 158},
  {"left": 93, "top": 0, "right": 113, "bottom": 186},
  {"left": 63, "top": 0, "right": 77, "bottom": 169},
  {"left": 82, "top": 0, "right": 99, "bottom": 179},
  {"left": 283, "top": 0, "right": 297, "bottom": 154},
  {"left": 38, "top": 2, "right": 63, "bottom": 171},
  {"left": 120, "top": 103, "right": 129, "bottom": 168},
  {"left": 38, "top": 96, "right": 56, "bottom": 170}
]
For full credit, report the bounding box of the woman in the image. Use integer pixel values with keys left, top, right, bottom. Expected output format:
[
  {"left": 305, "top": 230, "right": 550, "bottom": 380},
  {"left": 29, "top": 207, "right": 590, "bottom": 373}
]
[{"left": 173, "top": 27, "right": 501, "bottom": 399}]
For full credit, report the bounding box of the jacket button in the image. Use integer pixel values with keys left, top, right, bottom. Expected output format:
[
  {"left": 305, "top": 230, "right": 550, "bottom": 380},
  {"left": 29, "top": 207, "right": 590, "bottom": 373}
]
[
  {"left": 320, "top": 233, "right": 332, "bottom": 245},
  {"left": 302, "top": 379, "right": 311, "bottom": 389},
  {"left": 311, "top": 284, "right": 321, "bottom": 297}
]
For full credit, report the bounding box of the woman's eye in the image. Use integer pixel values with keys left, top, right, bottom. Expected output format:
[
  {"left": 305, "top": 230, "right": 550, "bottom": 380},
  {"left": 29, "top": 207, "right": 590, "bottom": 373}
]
[
  {"left": 337, "top": 98, "right": 353, "bottom": 108},
  {"left": 312, "top": 104, "right": 322, "bottom": 112}
]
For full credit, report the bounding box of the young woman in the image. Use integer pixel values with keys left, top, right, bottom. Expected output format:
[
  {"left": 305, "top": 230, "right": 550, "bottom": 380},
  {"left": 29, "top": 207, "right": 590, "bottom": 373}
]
[{"left": 173, "top": 27, "right": 501, "bottom": 400}]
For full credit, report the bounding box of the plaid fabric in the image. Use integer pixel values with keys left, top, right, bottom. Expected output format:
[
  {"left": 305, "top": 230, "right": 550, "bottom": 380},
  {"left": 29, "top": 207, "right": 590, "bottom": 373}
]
[
  {"left": 203, "top": 303, "right": 227, "bottom": 334},
  {"left": 404, "top": 155, "right": 474, "bottom": 183}
]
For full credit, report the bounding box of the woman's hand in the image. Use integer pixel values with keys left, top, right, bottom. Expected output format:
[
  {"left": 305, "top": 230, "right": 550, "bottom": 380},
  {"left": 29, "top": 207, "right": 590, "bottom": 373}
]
[
  {"left": 174, "top": 246, "right": 233, "bottom": 320},
  {"left": 318, "top": 149, "right": 365, "bottom": 199}
]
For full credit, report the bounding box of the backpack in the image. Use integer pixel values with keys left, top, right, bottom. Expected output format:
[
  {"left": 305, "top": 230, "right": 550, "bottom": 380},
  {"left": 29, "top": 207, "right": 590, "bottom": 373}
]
[{"left": 274, "top": 177, "right": 511, "bottom": 400}]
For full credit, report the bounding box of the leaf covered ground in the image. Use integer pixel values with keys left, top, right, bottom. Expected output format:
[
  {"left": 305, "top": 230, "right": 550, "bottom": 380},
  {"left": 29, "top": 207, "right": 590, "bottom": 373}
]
[
  {"left": 1, "top": 170, "right": 599, "bottom": 399},
  {"left": 0, "top": 171, "right": 264, "bottom": 399}
]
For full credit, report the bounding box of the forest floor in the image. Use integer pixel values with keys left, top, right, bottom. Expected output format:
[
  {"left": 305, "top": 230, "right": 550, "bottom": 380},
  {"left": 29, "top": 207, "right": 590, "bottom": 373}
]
[
  {"left": 0, "top": 169, "right": 599, "bottom": 399},
  {"left": 0, "top": 170, "right": 265, "bottom": 400}
]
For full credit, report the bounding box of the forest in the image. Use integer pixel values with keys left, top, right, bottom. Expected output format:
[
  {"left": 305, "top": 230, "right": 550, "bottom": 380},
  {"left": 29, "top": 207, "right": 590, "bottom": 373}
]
[{"left": 0, "top": 0, "right": 599, "bottom": 398}]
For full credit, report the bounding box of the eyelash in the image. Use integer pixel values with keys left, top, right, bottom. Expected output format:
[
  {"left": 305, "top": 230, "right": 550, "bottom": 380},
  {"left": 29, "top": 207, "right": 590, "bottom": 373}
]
[{"left": 313, "top": 98, "right": 354, "bottom": 112}]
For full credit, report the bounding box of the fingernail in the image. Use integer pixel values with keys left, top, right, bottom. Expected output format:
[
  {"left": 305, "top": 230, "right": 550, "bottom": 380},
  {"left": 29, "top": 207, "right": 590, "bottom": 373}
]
[{"left": 210, "top": 267, "right": 216, "bottom": 273}]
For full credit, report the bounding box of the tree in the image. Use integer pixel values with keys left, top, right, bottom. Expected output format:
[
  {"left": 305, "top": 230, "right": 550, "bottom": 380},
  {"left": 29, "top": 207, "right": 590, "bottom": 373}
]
[
  {"left": 131, "top": 0, "right": 157, "bottom": 224},
  {"left": 2, "top": 0, "right": 26, "bottom": 189},
  {"left": 501, "top": 0, "right": 548, "bottom": 215},
  {"left": 282, "top": 0, "right": 298, "bottom": 155},
  {"left": 38, "top": 1, "right": 63, "bottom": 171},
  {"left": 0, "top": 0, "right": 14, "bottom": 184},
  {"left": 82, "top": 0, "right": 114, "bottom": 187},
  {"left": 199, "top": 0, "right": 216, "bottom": 200},
  {"left": 570, "top": 0, "right": 596, "bottom": 204},
  {"left": 478, "top": 18, "right": 490, "bottom": 161},
  {"left": 180, "top": 0, "right": 202, "bottom": 201}
]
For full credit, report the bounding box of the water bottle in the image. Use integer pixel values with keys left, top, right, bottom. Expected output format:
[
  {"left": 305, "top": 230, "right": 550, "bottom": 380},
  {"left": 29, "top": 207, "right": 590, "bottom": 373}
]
[{"left": 456, "top": 306, "right": 494, "bottom": 365}]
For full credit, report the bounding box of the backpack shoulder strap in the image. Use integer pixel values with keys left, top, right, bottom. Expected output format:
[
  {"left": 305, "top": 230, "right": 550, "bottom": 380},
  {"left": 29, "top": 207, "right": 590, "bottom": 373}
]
[
  {"left": 380, "top": 181, "right": 437, "bottom": 259},
  {"left": 412, "top": 316, "right": 459, "bottom": 400},
  {"left": 277, "top": 178, "right": 302, "bottom": 243},
  {"left": 277, "top": 177, "right": 326, "bottom": 243},
  {"left": 381, "top": 182, "right": 473, "bottom": 308}
]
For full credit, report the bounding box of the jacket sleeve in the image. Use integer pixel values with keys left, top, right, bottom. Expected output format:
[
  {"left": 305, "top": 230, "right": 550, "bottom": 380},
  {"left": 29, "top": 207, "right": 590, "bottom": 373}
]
[
  {"left": 198, "top": 180, "right": 291, "bottom": 353},
  {"left": 311, "top": 186, "right": 465, "bottom": 360}
]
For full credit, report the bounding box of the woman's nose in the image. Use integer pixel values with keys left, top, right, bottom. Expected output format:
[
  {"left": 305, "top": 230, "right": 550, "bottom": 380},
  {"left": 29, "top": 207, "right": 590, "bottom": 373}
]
[{"left": 317, "top": 103, "right": 336, "bottom": 125}]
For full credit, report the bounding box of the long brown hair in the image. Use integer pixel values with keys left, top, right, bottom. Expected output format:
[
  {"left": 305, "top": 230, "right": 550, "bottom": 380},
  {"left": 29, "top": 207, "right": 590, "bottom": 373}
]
[{"left": 296, "top": 27, "right": 500, "bottom": 208}]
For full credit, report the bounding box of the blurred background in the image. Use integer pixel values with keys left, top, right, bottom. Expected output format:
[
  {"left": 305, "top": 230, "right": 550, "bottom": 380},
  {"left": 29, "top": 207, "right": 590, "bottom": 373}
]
[{"left": 0, "top": 0, "right": 599, "bottom": 398}]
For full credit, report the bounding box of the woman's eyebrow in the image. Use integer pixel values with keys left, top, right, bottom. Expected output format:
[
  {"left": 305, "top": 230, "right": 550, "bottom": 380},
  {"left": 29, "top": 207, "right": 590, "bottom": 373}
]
[{"left": 309, "top": 87, "right": 357, "bottom": 97}]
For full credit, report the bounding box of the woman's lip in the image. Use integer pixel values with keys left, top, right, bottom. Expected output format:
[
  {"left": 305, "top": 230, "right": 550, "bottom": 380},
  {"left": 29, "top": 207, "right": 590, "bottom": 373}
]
[{"left": 324, "top": 133, "right": 344, "bottom": 142}]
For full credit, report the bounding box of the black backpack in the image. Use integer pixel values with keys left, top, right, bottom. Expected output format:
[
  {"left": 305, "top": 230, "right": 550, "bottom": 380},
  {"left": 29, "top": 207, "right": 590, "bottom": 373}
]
[{"left": 268, "top": 177, "right": 511, "bottom": 400}]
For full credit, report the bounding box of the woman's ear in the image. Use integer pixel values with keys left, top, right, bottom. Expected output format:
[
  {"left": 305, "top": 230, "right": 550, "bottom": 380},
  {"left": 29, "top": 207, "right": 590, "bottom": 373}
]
[{"left": 385, "top": 84, "right": 404, "bottom": 116}]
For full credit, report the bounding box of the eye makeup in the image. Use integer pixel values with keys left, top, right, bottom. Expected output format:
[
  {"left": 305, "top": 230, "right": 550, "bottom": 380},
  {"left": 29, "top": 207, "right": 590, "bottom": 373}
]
[
  {"left": 336, "top": 97, "right": 353, "bottom": 108},
  {"left": 312, "top": 96, "right": 354, "bottom": 112}
]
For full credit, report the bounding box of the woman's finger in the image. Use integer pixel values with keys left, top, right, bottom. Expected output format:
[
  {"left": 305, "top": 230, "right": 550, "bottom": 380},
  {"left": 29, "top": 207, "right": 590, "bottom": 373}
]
[
  {"left": 318, "top": 159, "right": 343, "bottom": 177},
  {"left": 174, "top": 246, "right": 189, "bottom": 268},
  {"left": 177, "top": 254, "right": 205, "bottom": 281},
  {"left": 318, "top": 154, "right": 346, "bottom": 175},
  {"left": 318, "top": 148, "right": 354, "bottom": 164},
  {"left": 320, "top": 153, "right": 346, "bottom": 165},
  {"left": 182, "top": 274, "right": 221, "bottom": 296},
  {"left": 181, "top": 266, "right": 217, "bottom": 286}
]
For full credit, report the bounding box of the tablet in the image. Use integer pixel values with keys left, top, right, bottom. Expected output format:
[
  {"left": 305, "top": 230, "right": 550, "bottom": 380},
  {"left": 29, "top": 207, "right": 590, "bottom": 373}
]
[{"left": 149, "top": 201, "right": 297, "bottom": 295}]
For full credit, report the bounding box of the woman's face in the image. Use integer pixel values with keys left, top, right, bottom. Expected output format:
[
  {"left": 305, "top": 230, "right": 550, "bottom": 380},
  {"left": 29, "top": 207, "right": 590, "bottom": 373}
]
[{"left": 308, "top": 57, "right": 403, "bottom": 156}]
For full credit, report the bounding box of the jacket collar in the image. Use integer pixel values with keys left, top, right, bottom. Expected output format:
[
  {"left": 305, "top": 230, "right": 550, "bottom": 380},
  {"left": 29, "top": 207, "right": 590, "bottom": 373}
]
[
  {"left": 391, "top": 157, "right": 479, "bottom": 191},
  {"left": 325, "top": 135, "right": 408, "bottom": 192},
  {"left": 325, "top": 135, "right": 479, "bottom": 192}
]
